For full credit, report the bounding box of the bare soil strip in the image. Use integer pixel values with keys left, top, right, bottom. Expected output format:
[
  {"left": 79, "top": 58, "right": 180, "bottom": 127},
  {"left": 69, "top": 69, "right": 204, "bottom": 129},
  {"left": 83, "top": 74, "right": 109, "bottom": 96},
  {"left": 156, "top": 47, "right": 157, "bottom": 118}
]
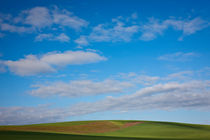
[{"left": 0, "top": 121, "right": 143, "bottom": 134}]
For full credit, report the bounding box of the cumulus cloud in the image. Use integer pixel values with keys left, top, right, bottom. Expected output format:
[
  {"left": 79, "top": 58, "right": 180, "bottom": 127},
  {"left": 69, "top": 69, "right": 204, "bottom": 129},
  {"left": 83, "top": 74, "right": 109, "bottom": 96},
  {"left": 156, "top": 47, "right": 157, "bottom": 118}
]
[
  {"left": 2, "top": 51, "right": 107, "bottom": 76},
  {"left": 0, "top": 6, "right": 88, "bottom": 35},
  {"left": 158, "top": 52, "right": 200, "bottom": 61},
  {"left": 30, "top": 79, "right": 134, "bottom": 97},
  {"left": 21, "top": 7, "right": 52, "bottom": 28},
  {"left": 35, "top": 33, "right": 70, "bottom": 42},
  {"left": 5, "top": 55, "right": 56, "bottom": 76}
]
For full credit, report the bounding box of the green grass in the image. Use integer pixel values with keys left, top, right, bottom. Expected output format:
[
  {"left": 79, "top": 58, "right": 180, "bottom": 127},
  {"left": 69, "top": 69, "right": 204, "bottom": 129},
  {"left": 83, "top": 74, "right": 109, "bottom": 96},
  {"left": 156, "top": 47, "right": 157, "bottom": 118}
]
[
  {"left": 96, "top": 121, "right": 210, "bottom": 139},
  {"left": 0, "top": 131, "right": 201, "bottom": 140},
  {"left": 1, "top": 120, "right": 210, "bottom": 140}
]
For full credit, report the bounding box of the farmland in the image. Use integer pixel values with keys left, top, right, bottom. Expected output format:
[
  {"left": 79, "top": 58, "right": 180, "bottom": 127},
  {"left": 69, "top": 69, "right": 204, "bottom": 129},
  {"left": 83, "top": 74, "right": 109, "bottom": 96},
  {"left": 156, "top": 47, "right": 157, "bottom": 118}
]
[{"left": 0, "top": 120, "right": 210, "bottom": 140}]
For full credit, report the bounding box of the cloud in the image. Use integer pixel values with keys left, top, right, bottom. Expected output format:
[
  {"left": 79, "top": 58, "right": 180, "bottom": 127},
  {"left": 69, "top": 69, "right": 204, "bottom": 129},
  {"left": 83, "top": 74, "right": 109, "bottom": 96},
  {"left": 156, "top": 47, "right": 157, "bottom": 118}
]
[
  {"left": 89, "top": 23, "right": 139, "bottom": 42},
  {"left": 140, "top": 17, "right": 209, "bottom": 41},
  {"left": 163, "top": 71, "right": 194, "bottom": 81},
  {"left": 52, "top": 7, "right": 88, "bottom": 30},
  {"left": 3, "top": 51, "right": 107, "bottom": 76},
  {"left": 1, "top": 70, "right": 210, "bottom": 125},
  {"left": 0, "top": 6, "right": 88, "bottom": 34},
  {"left": 55, "top": 33, "right": 70, "bottom": 42},
  {"left": 0, "top": 23, "right": 34, "bottom": 33},
  {"left": 133, "top": 75, "right": 160, "bottom": 85},
  {"left": 40, "top": 51, "right": 107, "bottom": 66},
  {"left": 30, "top": 79, "right": 134, "bottom": 97},
  {"left": 35, "top": 33, "right": 70, "bottom": 42},
  {"left": 75, "top": 15, "right": 139, "bottom": 46},
  {"left": 21, "top": 7, "right": 52, "bottom": 28},
  {"left": 74, "top": 15, "right": 209, "bottom": 46},
  {"left": 5, "top": 55, "right": 56, "bottom": 76},
  {"left": 140, "top": 18, "right": 168, "bottom": 41},
  {"left": 74, "top": 36, "right": 89, "bottom": 46},
  {"left": 158, "top": 52, "right": 200, "bottom": 61},
  {"left": 0, "top": 105, "right": 69, "bottom": 125},
  {"left": 68, "top": 80, "right": 210, "bottom": 116}
]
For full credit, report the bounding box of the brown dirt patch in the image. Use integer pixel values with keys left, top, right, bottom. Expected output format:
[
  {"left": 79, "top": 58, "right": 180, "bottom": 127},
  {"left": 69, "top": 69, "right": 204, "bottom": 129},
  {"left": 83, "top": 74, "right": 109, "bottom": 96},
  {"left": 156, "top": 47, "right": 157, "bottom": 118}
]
[
  {"left": 0, "top": 121, "right": 144, "bottom": 134},
  {"left": 122, "top": 121, "right": 143, "bottom": 128}
]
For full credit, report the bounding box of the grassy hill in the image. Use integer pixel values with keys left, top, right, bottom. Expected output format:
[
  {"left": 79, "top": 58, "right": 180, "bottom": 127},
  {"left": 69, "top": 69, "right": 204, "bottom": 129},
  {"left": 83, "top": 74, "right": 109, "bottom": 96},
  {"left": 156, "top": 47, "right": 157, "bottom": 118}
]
[{"left": 0, "top": 120, "right": 210, "bottom": 140}]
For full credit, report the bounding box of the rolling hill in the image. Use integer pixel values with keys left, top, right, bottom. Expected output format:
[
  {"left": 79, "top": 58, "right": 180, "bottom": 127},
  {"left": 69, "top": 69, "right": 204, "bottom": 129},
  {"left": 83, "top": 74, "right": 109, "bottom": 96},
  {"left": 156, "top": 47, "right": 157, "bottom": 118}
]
[{"left": 0, "top": 120, "right": 210, "bottom": 140}]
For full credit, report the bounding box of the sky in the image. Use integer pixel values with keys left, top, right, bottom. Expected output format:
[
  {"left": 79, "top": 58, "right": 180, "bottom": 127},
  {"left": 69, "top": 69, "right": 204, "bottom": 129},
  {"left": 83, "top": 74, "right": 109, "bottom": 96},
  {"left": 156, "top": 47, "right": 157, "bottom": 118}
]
[{"left": 0, "top": 0, "right": 210, "bottom": 125}]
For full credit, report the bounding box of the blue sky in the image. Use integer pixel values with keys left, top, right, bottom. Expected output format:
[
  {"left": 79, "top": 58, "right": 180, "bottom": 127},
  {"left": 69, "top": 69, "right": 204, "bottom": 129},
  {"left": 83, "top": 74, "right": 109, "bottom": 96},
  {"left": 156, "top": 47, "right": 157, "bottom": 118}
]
[{"left": 0, "top": 0, "right": 210, "bottom": 125}]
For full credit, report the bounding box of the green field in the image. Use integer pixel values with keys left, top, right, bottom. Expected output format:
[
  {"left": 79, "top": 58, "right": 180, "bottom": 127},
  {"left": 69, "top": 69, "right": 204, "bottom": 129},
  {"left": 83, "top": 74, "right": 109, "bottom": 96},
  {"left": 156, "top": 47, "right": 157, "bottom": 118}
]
[{"left": 0, "top": 120, "right": 210, "bottom": 140}]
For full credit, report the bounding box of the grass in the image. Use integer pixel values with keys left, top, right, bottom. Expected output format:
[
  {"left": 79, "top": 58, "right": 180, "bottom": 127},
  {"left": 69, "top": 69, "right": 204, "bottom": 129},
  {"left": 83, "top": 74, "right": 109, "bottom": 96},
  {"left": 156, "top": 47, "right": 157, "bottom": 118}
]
[{"left": 1, "top": 120, "right": 210, "bottom": 140}]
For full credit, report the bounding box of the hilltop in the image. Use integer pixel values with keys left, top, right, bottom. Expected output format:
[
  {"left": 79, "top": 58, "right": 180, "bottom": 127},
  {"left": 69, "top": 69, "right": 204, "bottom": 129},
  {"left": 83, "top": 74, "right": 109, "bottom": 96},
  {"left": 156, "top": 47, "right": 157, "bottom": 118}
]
[{"left": 1, "top": 120, "right": 210, "bottom": 140}]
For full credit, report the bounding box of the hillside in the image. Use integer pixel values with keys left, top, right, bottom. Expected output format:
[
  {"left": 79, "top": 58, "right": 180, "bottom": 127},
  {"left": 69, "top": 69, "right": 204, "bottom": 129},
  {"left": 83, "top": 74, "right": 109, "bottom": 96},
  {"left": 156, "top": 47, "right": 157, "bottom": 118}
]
[{"left": 0, "top": 120, "right": 210, "bottom": 140}]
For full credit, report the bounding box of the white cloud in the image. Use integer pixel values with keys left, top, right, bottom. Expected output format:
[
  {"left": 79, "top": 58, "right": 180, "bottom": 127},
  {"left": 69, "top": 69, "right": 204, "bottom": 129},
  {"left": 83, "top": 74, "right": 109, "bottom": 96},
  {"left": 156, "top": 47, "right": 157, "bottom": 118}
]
[
  {"left": 40, "top": 51, "right": 107, "bottom": 66},
  {"left": 68, "top": 80, "right": 210, "bottom": 116},
  {"left": 30, "top": 79, "right": 133, "bottom": 97},
  {"left": 133, "top": 75, "right": 160, "bottom": 85},
  {"left": 52, "top": 7, "right": 88, "bottom": 30},
  {"left": 0, "top": 6, "right": 88, "bottom": 35},
  {"left": 163, "top": 71, "right": 193, "bottom": 81},
  {"left": 1, "top": 70, "right": 210, "bottom": 125},
  {"left": 35, "top": 33, "right": 70, "bottom": 42},
  {"left": 140, "top": 17, "right": 209, "bottom": 41},
  {"left": 140, "top": 18, "right": 168, "bottom": 41},
  {"left": 0, "top": 105, "right": 69, "bottom": 125},
  {"left": 5, "top": 55, "right": 56, "bottom": 76},
  {"left": 89, "top": 21, "right": 139, "bottom": 42},
  {"left": 0, "top": 23, "right": 34, "bottom": 33},
  {"left": 158, "top": 52, "right": 200, "bottom": 61},
  {"left": 3, "top": 51, "right": 107, "bottom": 76},
  {"left": 75, "top": 15, "right": 139, "bottom": 46},
  {"left": 22, "top": 7, "right": 52, "bottom": 28},
  {"left": 55, "top": 33, "right": 70, "bottom": 42},
  {"left": 74, "top": 36, "right": 89, "bottom": 46}
]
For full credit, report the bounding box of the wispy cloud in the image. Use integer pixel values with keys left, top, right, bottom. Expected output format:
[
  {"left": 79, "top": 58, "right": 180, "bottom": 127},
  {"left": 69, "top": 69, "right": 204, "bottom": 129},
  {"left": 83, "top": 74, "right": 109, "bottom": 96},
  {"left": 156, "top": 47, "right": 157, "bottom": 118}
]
[
  {"left": 74, "top": 15, "right": 209, "bottom": 47},
  {"left": 69, "top": 80, "right": 210, "bottom": 115},
  {"left": 1, "top": 69, "right": 210, "bottom": 125},
  {"left": 52, "top": 6, "right": 88, "bottom": 30},
  {"left": 140, "top": 17, "right": 209, "bottom": 41},
  {"left": 2, "top": 51, "right": 107, "bottom": 76},
  {"left": 35, "top": 33, "right": 70, "bottom": 42},
  {"left": 88, "top": 21, "right": 139, "bottom": 42},
  {"left": 75, "top": 14, "right": 139, "bottom": 46},
  {"left": 30, "top": 79, "right": 133, "bottom": 97},
  {"left": 158, "top": 52, "right": 200, "bottom": 61},
  {"left": 74, "top": 36, "right": 89, "bottom": 46},
  {"left": 0, "top": 105, "right": 69, "bottom": 125}
]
